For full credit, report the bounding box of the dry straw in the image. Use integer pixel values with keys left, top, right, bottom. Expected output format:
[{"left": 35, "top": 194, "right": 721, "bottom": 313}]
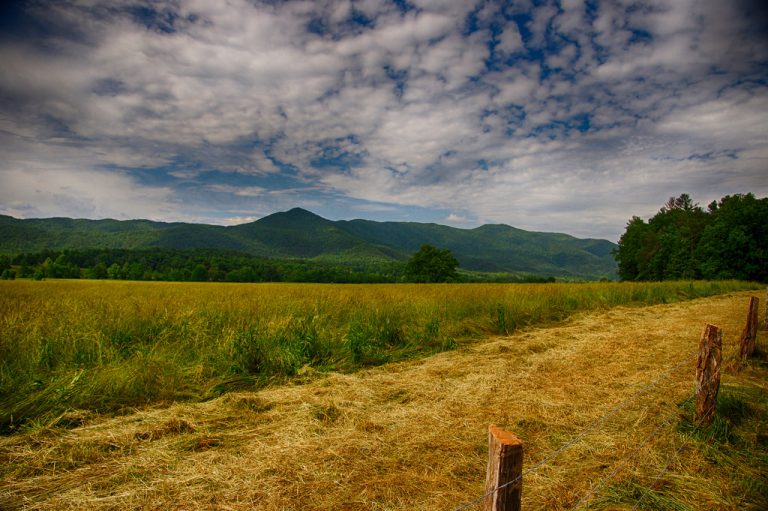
[{"left": 1, "top": 288, "right": 766, "bottom": 510}]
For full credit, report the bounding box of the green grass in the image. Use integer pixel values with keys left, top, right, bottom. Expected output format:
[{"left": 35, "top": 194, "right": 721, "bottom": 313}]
[
  {"left": 594, "top": 377, "right": 768, "bottom": 510},
  {"left": 0, "top": 279, "right": 759, "bottom": 433},
  {"left": 678, "top": 383, "right": 768, "bottom": 510},
  {"left": 596, "top": 481, "right": 695, "bottom": 510}
]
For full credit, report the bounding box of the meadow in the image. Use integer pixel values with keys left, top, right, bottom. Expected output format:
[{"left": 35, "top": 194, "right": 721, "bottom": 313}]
[{"left": 0, "top": 279, "right": 760, "bottom": 433}]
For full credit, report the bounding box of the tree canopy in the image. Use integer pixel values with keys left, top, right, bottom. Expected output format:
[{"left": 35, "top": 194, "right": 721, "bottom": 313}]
[
  {"left": 614, "top": 193, "right": 768, "bottom": 282},
  {"left": 404, "top": 244, "right": 459, "bottom": 283},
  {"left": 2, "top": 248, "right": 404, "bottom": 283}
]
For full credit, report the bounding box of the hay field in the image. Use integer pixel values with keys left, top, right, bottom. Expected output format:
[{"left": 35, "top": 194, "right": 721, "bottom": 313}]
[
  {"left": 0, "top": 279, "right": 757, "bottom": 432},
  {"left": 1, "top": 285, "right": 766, "bottom": 510}
]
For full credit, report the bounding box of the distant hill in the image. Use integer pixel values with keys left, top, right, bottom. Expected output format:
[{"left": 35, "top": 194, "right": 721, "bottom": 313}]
[{"left": 0, "top": 208, "right": 618, "bottom": 279}]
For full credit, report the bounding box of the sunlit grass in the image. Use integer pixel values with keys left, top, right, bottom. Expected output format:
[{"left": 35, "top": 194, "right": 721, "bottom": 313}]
[
  {"left": 0, "top": 279, "right": 759, "bottom": 432},
  {"left": 0, "top": 287, "right": 765, "bottom": 510}
]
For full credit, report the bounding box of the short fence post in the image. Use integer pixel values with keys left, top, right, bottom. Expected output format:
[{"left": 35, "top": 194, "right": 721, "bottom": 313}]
[
  {"left": 485, "top": 425, "right": 523, "bottom": 511},
  {"left": 739, "top": 296, "right": 759, "bottom": 360},
  {"left": 695, "top": 324, "right": 722, "bottom": 426}
]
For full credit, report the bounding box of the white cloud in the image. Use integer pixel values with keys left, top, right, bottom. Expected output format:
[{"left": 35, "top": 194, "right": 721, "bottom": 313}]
[
  {"left": 206, "top": 185, "right": 266, "bottom": 197},
  {"left": 497, "top": 25, "right": 523, "bottom": 54},
  {"left": 0, "top": 167, "right": 176, "bottom": 221},
  {"left": 218, "top": 215, "right": 260, "bottom": 225},
  {"left": 336, "top": 11, "right": 455, "bottom": 56},
  {"left": 446, "top": 213, "right": 467, "bottom": 223},
  {"left": 655, "top": 90, "right": 768, "bottom": 144},
  {"left": 0, "top": 0, "right": 765, "bottom": 241}
]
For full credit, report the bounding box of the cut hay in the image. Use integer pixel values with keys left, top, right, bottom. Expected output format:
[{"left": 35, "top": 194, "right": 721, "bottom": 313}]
[{"left": 1, "top": 291, "right": 766, "bottom": 510}]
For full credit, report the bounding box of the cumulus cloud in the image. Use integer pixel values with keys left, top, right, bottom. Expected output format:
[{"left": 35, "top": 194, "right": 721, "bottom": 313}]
[
  {"left": 445, "top": 213, "right": 468, "bottom": 223},
  {"left": 0, "top": 0, "right": 766, "bottom": 240},
  {"left": 0, "top": 166, "right": 176, "bottom": 221}
]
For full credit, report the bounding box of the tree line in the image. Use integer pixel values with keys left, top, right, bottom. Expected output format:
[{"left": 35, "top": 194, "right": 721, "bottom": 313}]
[
  {"left": 614, "top": 193, "right": 767, "bottom": 282},
  {"left": 0, "top": 248, "right": 403, "bottom": 283},
  {"left": 0, "top": 245, "right": 555, "bottom": 284}
]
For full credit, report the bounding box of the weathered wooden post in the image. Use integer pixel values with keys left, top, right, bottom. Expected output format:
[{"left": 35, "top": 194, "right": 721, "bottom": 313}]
[
  {"left": 739, "top": 296, "right": 759, "bottom": 360},
  {"left": 485, "top": 425, "right": 523, "bottom": 511},
  {"left": 696, "top": 324, "right": 722, "bottom": 426}
]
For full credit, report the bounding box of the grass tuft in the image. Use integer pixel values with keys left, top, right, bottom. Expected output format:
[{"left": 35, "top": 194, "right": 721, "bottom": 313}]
[{"left": 673, "top": 382, "right": 768, "bottom": 510}]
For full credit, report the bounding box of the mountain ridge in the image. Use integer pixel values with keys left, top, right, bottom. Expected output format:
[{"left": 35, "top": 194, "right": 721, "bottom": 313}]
[{"left": 0, "top": 208, "right": 618, "bottom": 279}]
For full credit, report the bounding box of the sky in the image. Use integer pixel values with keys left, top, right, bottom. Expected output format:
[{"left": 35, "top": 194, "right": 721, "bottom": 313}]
[{"left": 0, "top": 0, "right": 766, "bottom": 241}]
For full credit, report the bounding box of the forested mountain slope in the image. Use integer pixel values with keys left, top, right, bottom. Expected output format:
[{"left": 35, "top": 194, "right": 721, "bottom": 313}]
[{"left": 0, "top": 208, "right": 617, "bottom": 279}]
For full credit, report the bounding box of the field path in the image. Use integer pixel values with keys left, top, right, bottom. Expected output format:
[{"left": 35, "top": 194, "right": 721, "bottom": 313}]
[{"left": 1, "top": 290, "right": 766, "bottom": 510}]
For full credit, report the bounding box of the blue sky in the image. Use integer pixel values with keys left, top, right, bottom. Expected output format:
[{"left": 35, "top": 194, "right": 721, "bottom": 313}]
[{"left": 0, "top": 0, "right": 766, "bottom": 241}]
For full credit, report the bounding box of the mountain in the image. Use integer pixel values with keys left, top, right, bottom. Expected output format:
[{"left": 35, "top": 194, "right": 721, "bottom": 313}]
[
  {"left": 337, "top": 219, "right": 616, "bottom": 277},
  {"left": 228, "top": 208, "right": 397, "bottom": 260},
  {"left": 0, "top": 208, "right": 618, "bottom": 279}
]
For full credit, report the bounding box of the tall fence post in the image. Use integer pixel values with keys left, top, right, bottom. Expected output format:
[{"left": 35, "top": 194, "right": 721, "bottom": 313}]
[
  {"left": 739, "top": 296, "right": 759, "bottom": 360},
  {"left": 696, "top": 324, "right": 722, "bottom": 426},
  {"left": 485, "top": 425, "right": 523, "bottom": 511}
]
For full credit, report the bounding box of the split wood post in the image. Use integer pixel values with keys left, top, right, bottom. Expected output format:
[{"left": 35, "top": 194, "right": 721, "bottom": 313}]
[
  {"left": 485, "top": 425, "right": 523, "bottom": 511},
  {"left": 695, "top": 324, "right": 722, "bottom": 426},
  {"left": 739, "top": 296, "right": 759, "bottom": 360}
]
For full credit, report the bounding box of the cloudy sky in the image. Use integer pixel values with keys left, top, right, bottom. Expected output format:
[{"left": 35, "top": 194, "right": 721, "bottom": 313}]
[{"left": 0, "top": 0, "right": 766, "bottom": 241}]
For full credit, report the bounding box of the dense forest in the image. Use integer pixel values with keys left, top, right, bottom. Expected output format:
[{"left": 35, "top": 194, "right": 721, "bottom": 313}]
[
  {"left": 0, "top": 248, "right": 402, "bottom": 283},
  {"left": 614, "top": 193, "right": 768, "bottom": 282},
  {"left": 0, "top": 247, "right": 554, "bottom": 284}
]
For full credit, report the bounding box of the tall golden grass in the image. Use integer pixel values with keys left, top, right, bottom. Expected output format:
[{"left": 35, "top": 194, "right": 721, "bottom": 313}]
[{"left": 0, "top": 279, "right": 759, "bottom": 432}]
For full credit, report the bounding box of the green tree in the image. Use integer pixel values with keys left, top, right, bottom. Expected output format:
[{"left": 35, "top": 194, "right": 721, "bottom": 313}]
[
  {"left": 107, "top": 263, "right": 122, "bottom": 280},
  {"left": 614, "top": 216, "right": 650, "bottom": 281},
  {"left": 615, "top": 193, "right": 767, "bottom": 282},
  {"left": 124, "top": 262, "right": 144, "bottom": 281},
  {"left": 41, "top": 257, "right": 56, "bottom": 278},
  {"left": 614, "top": 194, "right": 707, "bottom": 280},
  {"left": 226, "top": 266, "right": 254, "bottom": 282},
  {"left": 405, "top": 244, "right": 459, "bottom": 283},
  {"left": 89, "top": 262, "right": 109, "bottom": 279},
  {"left": 697, "top": 194, "right": 768, "bottom": 281},
  {"left": 53, "top": 254, "right": 81, "bottom": 278},
  {"left": 191, "top": 264, "right": 208, "bottom": 282},
  {"left": 18, "top": 263, "right": 31, "bottom": 278}
]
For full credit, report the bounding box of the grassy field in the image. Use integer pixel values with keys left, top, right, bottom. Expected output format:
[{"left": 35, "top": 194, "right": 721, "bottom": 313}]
[
  {"left": 0, "top": 287, "right": 765, "bottom": 509},
  {"left": 0, "top": 279, "right": 760, "bottom": 433}
]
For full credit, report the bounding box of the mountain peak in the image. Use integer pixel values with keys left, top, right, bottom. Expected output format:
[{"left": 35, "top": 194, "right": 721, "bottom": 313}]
[
  {"left": 285, "top": 207, "right": 321, "bottom": 217},
  {"left": 255, "top": 207, "right": 328, "bottom": 226}
]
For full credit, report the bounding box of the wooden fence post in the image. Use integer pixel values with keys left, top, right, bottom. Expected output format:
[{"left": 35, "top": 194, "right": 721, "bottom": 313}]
[
  {"left": 739, "top": 296, "right": 759, "bottom": 360},
  {"left": 695, "top": 324, "right": 722, "bottom": 426},
  {"left": 485, "top": 425, "right": 523, "bottom": 511}
]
